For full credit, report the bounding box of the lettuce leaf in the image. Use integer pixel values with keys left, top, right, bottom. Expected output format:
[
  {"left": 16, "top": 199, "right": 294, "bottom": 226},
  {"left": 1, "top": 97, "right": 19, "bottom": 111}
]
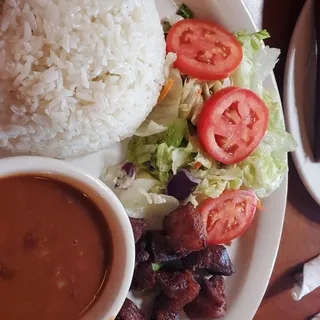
[
  {"left": 101, "top": 170, "right": 179, "bottom": 230},
  {"left": 179, "top": 78, "right": 222, "bottom": 125},
  {"left": 135, "top": 120, "right": 167, "bottom": 137},
  {"left": 177, "top": 4, "right": 194, "bottom": 19},
  {"left": 237, "top": 92, "right": 297, "bottom": 197},
  {"left": 163, "top": 118, "right": 187, "bottom": 147},
  {"left": 156, "top": 143, "right": 172, "bottom": 184},
  {"left": 148, "top": 66, "right": 182, "bottom": 127},
  {"left": 235, "top": 29, "right": 270, "bottom": 50},
  {"left": 152, "top": 263, "right": 163, "bottom": 272},
  {"left": 232, "top": 30, "right": 280, "bottom": 97},
  {"left": 231, "top": 33, "right": 297, "bottom": 197},
  {"left": 172, "top": 148, "right": 193, "bottom": 174},
  {"left": 127, "top": 119, "right": 192, "bottom": 185}
]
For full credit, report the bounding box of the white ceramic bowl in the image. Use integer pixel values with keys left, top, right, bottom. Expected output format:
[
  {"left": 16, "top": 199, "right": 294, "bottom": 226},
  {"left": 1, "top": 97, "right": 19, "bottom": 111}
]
[{"left": 0, "top": 156, "right": 135, "bottom": 320}]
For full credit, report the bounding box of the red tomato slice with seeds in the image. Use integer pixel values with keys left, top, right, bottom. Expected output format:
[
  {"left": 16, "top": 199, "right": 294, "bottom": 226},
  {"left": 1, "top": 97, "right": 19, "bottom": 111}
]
[
  {"left": 199, "top": 190, "right": 258, "bottom": 245},
  {"left": 197, "top": 86, "right": 269, "bottom": 164},
  {"left": 166, "top": 19, "right": 243, "bottom": 80}
]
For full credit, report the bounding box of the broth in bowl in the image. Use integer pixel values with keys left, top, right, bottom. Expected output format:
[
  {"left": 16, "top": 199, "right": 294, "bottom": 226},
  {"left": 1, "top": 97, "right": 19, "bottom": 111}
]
[{"left": 0, "top": 175, "right": 111, "bottom": 320}]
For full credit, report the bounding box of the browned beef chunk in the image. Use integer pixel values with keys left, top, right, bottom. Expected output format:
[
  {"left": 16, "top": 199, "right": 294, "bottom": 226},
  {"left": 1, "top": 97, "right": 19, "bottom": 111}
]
[
  {"left": 184, "top": 295, "right": 216, "bottom": 320},
  {"left": 116, "top": 298, "right": 147, "bottom": 320},
  {"left": 163, "top": 203, "right": 206, "bottom": 256},
  {"left": 203, "top": 276, "right": 226, "bottom": 310},
  {"left": 130, "top": 217, "right": 148, "bottom": 243},
  {"left": 184, "top": 276, "right": 226, "bottom": 319},
  {"left": 148, "top": 231, "right": 181, "bottom": 263},
  {"left": 151, "top": 294, "right": 179, "bottom": 320},
  {"left": 156, "top": 270, "right": 200, "bottom": 311},
  {"left": 136, "top": 235, "right": 150, "bottom": 264},
  {"left": 131, "top": 260, "right": 156, "bottom": 291},
  {"left": 181, "top": 244, "right": 235, "bottom": 276}
]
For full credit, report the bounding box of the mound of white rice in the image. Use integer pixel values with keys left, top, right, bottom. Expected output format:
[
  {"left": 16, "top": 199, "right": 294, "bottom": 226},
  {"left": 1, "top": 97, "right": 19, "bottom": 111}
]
[{"left": 0, "top": 0, "right": 165, "bottom": 158}]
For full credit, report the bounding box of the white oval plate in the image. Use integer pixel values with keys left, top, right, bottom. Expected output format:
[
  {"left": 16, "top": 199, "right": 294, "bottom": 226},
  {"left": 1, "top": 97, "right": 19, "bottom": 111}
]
[
  {"left": 0, "top": 0, "right": 287, "bottom": 319},
  {"left": 284, "top": 0, "right": 319, "bottom": 204}
]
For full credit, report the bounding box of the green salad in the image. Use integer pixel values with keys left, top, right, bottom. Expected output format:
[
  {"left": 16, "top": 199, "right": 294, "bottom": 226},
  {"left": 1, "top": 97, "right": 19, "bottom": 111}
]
[{"left": 103, "top": 5, "right": 296, "bottom": 230}]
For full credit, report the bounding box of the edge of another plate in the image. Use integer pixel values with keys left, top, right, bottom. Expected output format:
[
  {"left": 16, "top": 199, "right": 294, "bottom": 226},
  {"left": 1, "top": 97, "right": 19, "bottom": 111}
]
[{"left": 284, "top": 0, "right": 320, "bottom": 204}]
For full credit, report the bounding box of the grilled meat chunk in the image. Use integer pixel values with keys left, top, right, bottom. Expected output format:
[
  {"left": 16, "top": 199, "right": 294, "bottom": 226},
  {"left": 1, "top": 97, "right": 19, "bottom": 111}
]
[
  {"left": 151, "top": 293, "right": 179, "bottom": 320},
  {"left": 131, "top": 260, "right": 156, "bottom": 291},
  {"left": 130, "top": 217, "right": 148, "bottom": 243},
  {"left": 184, "top": 276, "right": 226, "bottom": 319},
  {"left": 203, "top": 276, "right": 226, "bottom": 310},
  {"left": 156, "top": 270, "right": 200, "bottom": 311},
  {"left": 184, "top": 295, "right": 216, "bottom": 320},
  {"left": 116, "top": 298, "right": 147, "bottom": 320},
  {"left": 136, "top": 235, "right": 150, "bottom": 264},
  {"left": 163, "top": 203, "right": 206, "bottom": 255},
  {"left": 148, "top": 231, "right": 181, "bottom": 263},
  {"left": 181, "top": 245, "right": 235, "bottom": 276}
]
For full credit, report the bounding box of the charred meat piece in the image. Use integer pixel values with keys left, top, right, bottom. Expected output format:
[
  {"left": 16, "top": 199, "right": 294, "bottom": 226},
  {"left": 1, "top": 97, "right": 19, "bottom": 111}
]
[
  {"left": 184, "top": 295, "right": 217, "bottom": 320},
  {"left": 203, "top": 276, "right": 226, "bottom": 310},
  {"left": 181, "top": 244, "right": 235, "bottom": 276},
  {"left": 156, "top": 270, "right": 200, "bottom": 311},
  {"left": 116, "top": 298, "right": 147, "bottom": 320},
  {"left": 163, "top": 203, "right": 206, "bottom": 256},
  {"left": 151, "top": 293, "right": 179, "bottom": 320},
  {"left": 148, "top": 231, "right": 181, "bottom": 263},
  {"left": 131, "top": 260, "right": 156, "bottom": 291},
  {"left": 130, "top": 217, "right": 148, "bottom": 243},
  {"left": 184, "top": 276, "right": 226, "bottom": 319},
  {"left": 136, "top": 235, "right": 150, "bottom": 264}
]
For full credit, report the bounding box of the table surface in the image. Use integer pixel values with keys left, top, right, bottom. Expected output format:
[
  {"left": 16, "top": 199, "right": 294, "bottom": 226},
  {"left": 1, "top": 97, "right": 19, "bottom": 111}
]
[{"left": 242, "top": 0, "right": 320, "bottom": 319}]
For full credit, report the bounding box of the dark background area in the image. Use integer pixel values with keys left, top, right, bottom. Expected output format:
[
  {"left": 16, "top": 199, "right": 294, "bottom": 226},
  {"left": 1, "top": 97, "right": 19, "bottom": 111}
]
[{"left": 255, "top": 0, "right": 320, "bottom": 319}]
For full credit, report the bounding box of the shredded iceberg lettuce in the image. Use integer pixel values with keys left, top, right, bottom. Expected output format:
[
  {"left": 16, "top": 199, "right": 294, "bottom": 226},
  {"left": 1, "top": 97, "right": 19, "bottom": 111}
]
[
  {"left": 232, "top": 30, "right": 280, "bottom": 97},
  {"left": 179, "top": 78, "right": 222, "bottom": 125},
  {"left": 237, "top": 92, "right": 297, "bottom": 197},
  {"left": 127, "top": 119, "right": 193, "bottom": 186},
  {"left": 235, "top": 29, "right": 270, "bottom": 49},
  {"left": 230, "top": 31, "right": 296, "bottom": 197},
  {"left": 101, "top": 169, "right": 179, "bottom": 230},
  {"left": 135, "top": 120, "right": 167, "bottom": 137},
  {"left": 148, "top": 67, "right": 182, "bottom": 126}
]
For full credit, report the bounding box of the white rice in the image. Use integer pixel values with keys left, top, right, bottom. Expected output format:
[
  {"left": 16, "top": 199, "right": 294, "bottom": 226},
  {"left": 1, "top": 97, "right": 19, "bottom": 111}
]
[{"left": 0, "top": 0, "right": 165, "bottom": 158}]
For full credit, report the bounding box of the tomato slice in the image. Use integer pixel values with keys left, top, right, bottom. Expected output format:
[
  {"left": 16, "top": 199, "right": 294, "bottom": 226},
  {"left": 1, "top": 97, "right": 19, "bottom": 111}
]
[
  {"left": 197, "top": 86, "right": 269, "bottom": 164},
  {"left": 199, "top": 190, "right": 258, "bottom": 244},
  {"left": 166, "top": 19, "right": 243, "bottom": 80}
]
